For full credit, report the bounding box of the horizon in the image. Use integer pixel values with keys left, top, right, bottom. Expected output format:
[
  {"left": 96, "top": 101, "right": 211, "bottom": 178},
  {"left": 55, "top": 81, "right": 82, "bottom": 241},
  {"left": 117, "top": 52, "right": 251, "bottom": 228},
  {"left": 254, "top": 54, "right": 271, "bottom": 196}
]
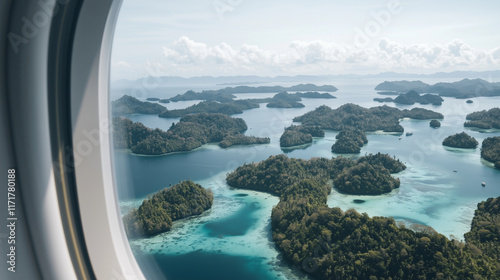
[
  {"left": 112, "top": 70, "right": 500, "bottom": 83},
  {"left": 111, "top": 1, "right": 500, "bottom": 81}
]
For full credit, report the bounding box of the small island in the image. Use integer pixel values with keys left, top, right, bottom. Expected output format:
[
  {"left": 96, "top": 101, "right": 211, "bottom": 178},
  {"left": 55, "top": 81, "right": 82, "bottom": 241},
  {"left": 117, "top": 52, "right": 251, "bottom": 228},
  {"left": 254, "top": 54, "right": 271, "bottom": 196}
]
[
  {"left": 266, "top": 91, "right": 305, "bottom": 108},
  {"left": 296, "top": 91, "right": 336, "bottom": 99},
  {"left": 442, "top": 132, "right": 478, "bottom": 148},
  {"left": 112, "top": 95, "right": 166, "bottom": 115},
  {"left": 123, "top": 180, "right": 213, "bottom": 237},
  {"left": 464, "top": 108, "right": 500, "bottom": 129},
  {"left": 146, "top": 97, "right": 160, "bottom": 101},
  {"left": 159, "top": 99, "right": 170, "bottom": 104},
  {"left": 280, "top": 130, "right": 312, "bottom": 147},
  {"left": 430, "top": 119, "right": 441, "bottom": 128},
  {"left": 331, "top": 129, "right": 368, "bottom": 153},
  {"left": 279, "top": 125, "right": 324, "bottom": 147},
  {"left": 481, "top": 137, "right": 500, "bottom": 169},
  {"left": 113, "top": 113, "right": 269, "bottom": 155}
]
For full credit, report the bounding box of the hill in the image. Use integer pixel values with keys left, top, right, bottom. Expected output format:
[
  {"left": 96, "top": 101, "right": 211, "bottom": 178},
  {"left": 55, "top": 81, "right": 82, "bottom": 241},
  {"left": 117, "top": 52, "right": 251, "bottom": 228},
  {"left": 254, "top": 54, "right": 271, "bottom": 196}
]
[
  {"left": 442, "top": 132, "right": 478, "bottom": 148},
  {"left": 113, "top": 113, "right": 268, "bottom": 155},
  {"left": 464, "top": 108, "right": 500, "bottom": 129},
  {"left": 112, "top": 95, "right": 166, "bottom": 115},
  {"left": 123, "top": 180, "right": 213, "bottom": 237}
]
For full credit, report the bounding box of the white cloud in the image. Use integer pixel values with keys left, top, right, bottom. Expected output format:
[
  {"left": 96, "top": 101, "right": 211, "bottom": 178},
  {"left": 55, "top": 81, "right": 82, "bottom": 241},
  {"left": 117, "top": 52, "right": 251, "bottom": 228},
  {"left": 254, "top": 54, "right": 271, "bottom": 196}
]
[
  {"left": 161, "top": 36, "right": 500, "bottom": 76},
  {"left": 113, "top": 60, "right": 132, "bottom": 68}
]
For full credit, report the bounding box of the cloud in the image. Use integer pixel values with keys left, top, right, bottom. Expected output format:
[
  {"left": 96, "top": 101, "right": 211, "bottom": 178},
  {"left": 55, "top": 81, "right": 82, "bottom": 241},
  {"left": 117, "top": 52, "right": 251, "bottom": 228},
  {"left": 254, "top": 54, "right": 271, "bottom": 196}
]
[
  {"left": 113, "top": 60, "right": 132, "bottom": 68},
  {"left": 161, "top": 36, "right": 500, "bottom": 75}
]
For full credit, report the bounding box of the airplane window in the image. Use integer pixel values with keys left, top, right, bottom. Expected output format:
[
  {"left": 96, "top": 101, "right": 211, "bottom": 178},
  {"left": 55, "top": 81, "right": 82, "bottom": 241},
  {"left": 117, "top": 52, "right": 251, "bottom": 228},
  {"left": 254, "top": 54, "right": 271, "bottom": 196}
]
[{"left": 110, "top": 1, "right": 500, "bottom": 279}]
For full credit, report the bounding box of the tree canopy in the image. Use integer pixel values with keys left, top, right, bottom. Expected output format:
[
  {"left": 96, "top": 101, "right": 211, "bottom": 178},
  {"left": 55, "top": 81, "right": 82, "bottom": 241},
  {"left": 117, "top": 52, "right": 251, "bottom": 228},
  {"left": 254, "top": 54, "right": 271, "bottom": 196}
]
[
  {"left": 123, "top": 180, "right": 213, "bottom": 237},
  {"left": 442, "top": 132, "right": 478, "bottom": 149},
  {"left": 464, "top": 108, "right": 500, "bottom": 129},
  {"left": 226, "top": 154, "right": 499, "bottom": 279},
  {"left": 112, "top": 113, "right": 268, "bottom": 155},
  {"left": 293, "top": 104, "right": 442, "bottom": 133}
]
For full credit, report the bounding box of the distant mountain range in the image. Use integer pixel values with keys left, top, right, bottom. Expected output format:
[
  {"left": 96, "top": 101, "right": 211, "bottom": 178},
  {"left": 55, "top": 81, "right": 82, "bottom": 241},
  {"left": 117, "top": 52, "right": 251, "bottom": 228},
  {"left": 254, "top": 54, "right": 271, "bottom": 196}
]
[{"left": 112, "top": 70, "right": 500, "bottom": 88}]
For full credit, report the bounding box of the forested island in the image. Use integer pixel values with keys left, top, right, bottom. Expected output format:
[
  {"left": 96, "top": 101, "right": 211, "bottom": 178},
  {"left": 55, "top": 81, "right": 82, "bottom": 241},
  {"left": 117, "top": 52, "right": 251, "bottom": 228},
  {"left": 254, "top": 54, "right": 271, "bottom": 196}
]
[
  {"left": 123, "top": 180, "right": 213, "bottom": 237},
  {"left": 331, "top": 129, "right": 368, "bottom": 153},
  {"left": 168, "top": 84, "right": 337, "bottom": 102},
  {"left": 158, "top": 100, "right": 260, "bottom": 118},
  {"left": 442, "top": 132, "right": 478, "bottom": 148},
  {"left": 375, "top": 79, "right": 500, "bottom": 99},
  {"left": 297, "top": 91, "right": 336, "bottom": 99},
  {"left": 279, "top": 125, "right": 324, "bottom": 147},
  {"left": 112, "top": 113, "right": 269, "bottom": 155},
  {"left": 227, "top": 153, "right": 405, "bottom": 197},
  {"left": 481, "top": 137, "right": 500, "bottom": 169},
  {"left": 293, "top": 104, "right": 443, "bottom": 133},
  {"left": 430, "top": 120, "right": 441, "bottom": 128},
  {"left": 464, "top": 108, "right": 500, "bottom": 129},
  {"left": 218, "top": 134, "right": 270, "bottom": 148},
  {"left": 112, "top": 95, "right": 166, "bottom": 115},
  {"left": 266, "top": 92, "right": 305, "bottom": 108},
  {"left": 227, "top": 154, "right": 499, "bottom": 279},
  {"left": 375, "top": 80, "right": 430, "bottom": 93},
  {"left": 374, "top": 90, "right": 443, "bottom": 105}
]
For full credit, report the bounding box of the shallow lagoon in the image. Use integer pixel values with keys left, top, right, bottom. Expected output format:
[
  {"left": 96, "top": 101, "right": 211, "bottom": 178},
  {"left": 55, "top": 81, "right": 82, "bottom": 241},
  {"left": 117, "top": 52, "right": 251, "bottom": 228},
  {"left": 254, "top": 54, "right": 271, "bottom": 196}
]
[{"left": 115, "top": 78, "right": 500, "bottom": 279}]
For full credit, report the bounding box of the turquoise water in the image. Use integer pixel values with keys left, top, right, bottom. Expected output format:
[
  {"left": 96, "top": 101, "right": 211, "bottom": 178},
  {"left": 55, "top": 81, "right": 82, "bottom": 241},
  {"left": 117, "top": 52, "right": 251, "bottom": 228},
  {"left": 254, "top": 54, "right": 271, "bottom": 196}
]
[{"left": 114, "top": 78, "right": 500, "bottom": 280}]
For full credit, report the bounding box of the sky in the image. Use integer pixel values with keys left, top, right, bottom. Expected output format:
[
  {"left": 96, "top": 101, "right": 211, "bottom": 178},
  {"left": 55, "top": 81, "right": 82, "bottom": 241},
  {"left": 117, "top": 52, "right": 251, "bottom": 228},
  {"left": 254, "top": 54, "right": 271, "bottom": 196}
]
[{"left": 111, "top": 0, "right": 500, "bottom": 80}]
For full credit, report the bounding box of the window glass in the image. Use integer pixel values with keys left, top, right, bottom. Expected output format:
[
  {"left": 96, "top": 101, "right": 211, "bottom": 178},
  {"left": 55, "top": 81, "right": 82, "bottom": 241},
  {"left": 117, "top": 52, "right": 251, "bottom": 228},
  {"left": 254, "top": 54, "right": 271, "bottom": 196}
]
[{"left": 111, "top": 1, "right": 500, "bottom": 279}]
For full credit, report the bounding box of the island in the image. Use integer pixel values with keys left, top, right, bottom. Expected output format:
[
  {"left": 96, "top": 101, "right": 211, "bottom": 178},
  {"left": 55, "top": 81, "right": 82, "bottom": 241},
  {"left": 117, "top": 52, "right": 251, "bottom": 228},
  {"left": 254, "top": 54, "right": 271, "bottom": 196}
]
[
  {"left": 375, "top": 80, "right": 430, "bottom": 93},
  {"left": 331, "top": 128, "right": 368, "bottom": 153},
  {"left": 296, "top": 91, "right": 336, "bottom": 99},
  {"left": 168, "top": 83, "right": 338, "bottom": 102},
  {"left": 464, "top": 108, "right": 500, "bottom": 129},
  {"left": 279, "top": 125, "right": 324, "bottom": 148},
  {"left": 169, "top": 90, "right": 236, "bottom": 102},
  {"left": 279, "top": 130, "right": 311, "bottom": 147},
  {"left": 481, "top": 137, "right": 500, "bottom": 169},
  {"left": 442, "top": 132, "right": 478, "bottom": 148},
  {"left": 226, "top": 153, "right": 405, "bottom": 196},
  {"left": 146, "top": 97, "right": 160, "bottom": 101},
  {"left": 430, "top": 119, "right": 441, "bottom": 128},
  {"left": 226, "top": 154, "right": 499, "bottom": 279},
  {"left": 123, "top": 180, "right": 213, "bottom": 237},
  {"left": 112, "top": 95, "right": 166, "bottom": 115},
  {"left": 158, "top": 100, "right": 260, "bottom": 118},
  {"left": 375, "top": 79, "right": 500, "bottom": 99},
  {"left": 266, "top": 91, "right": 305, "bottom": 108},
  {"left": 293, "top": 104, "right": 443, "bottom": 133},
  {"left": 159, "top": 99, "right": 170, "bottom": 104},
  {"left": 113, "top": 113, "right": 269, "bottom": 155},
  {"left": 373, "top": 90, "right": 444, "bottom": 105}
]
